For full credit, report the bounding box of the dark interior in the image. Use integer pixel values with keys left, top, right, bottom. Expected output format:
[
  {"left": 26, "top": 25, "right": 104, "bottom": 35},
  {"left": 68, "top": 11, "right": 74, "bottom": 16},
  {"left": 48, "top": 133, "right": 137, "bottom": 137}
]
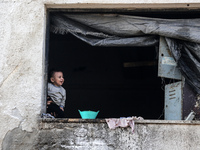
[
  {"left": 48, "top": 32, "right": 164, "bottom": 119},
  {"left": 48, "top": 10, "right": 200, "bottom": 119}
]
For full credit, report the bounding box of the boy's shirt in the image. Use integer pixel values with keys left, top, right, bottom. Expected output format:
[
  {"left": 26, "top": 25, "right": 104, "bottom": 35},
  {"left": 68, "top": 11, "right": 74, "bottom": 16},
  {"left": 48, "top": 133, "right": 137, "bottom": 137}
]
[{"left": 48, "top": 82, "right": 66, "bottom": 107}]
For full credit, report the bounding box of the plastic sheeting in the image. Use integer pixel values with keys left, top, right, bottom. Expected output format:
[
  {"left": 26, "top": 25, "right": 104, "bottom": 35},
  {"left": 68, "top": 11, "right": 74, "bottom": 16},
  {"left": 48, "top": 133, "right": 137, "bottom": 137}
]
[
  {"left": 50, "top": 13, "right": 200, "bottom": 94},
  {"left": 166, "top": 38, "right": 200, "bottom": 94}
]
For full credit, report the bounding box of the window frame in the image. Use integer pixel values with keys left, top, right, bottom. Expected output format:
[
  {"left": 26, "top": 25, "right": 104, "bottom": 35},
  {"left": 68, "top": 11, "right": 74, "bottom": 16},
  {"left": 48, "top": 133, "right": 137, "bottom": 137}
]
[{"left": 44, "top": 5, "right": 200, "bottom": 120}]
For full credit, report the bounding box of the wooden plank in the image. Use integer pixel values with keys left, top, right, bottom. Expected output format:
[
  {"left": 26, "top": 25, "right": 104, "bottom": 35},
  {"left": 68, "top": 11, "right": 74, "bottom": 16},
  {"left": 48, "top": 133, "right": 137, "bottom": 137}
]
[{"left": 123, "top": 61, "right": 157, "bottom": 67}]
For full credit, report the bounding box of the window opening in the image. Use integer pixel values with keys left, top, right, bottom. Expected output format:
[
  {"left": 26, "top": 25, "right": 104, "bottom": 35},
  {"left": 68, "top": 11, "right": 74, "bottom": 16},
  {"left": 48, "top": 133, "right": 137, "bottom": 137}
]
[
  {"left": 48, "top": 32, "right": 164, "bottom": 119},
  {"left": 47, "top": 10, "right": 200, "bottom": 120}
]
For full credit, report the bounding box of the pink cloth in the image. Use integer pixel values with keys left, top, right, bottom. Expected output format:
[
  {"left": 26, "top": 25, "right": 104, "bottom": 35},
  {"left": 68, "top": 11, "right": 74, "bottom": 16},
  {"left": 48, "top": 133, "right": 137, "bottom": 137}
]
[{"left": 105, "top": 117, "right": 143, "bottom": 133}]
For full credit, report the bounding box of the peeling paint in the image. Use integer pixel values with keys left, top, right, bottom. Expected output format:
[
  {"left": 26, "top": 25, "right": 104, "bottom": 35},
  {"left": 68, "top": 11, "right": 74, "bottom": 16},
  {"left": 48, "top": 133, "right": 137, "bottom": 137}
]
[{"left": 11, "top": 107, "right": 23, "bottom": 121}]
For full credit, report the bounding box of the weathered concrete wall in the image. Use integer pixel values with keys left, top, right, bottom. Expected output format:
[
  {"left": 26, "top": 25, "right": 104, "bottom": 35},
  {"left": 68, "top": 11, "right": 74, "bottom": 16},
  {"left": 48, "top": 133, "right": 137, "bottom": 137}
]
[
  {"left": 1, "top": 0, "right": 200, "bottom": 149},
  {"left": 37, "top": 120, "right": 200, "bottom": 150},
  {"left": 0, "top": 1, "right": 45, "bottom": 150},
  {"left": 2, "top": 119, "right": 200, "bottom": 150}
]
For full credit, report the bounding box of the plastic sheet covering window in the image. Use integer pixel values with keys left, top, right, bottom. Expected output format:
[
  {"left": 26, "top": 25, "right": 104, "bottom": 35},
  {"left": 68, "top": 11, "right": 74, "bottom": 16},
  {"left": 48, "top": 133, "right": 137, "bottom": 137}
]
[{"left": 50, "top": 13, "right": 200, "bottom": 94}]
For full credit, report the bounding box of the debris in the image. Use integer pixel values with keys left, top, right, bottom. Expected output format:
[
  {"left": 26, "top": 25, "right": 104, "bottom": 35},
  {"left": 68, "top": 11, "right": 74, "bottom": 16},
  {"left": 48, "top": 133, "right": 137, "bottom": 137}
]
[{"left": 41, "top": 113, "right": 55, "bottom": 119}]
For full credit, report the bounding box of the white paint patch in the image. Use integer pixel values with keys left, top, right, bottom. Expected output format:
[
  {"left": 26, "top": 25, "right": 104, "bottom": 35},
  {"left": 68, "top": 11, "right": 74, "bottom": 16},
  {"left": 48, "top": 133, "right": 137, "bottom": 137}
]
[
  {"left": 11, "top": 107, "right": 23, "bottom": 121},
  {"left": 74, "top": 127, "right": 88, "bottom": 137},
  {"left": 91, "top": 139, "right": 107, "bottom": 145},
  {"left": 162, "top": 57, "right": 177, "bottom": 66}
]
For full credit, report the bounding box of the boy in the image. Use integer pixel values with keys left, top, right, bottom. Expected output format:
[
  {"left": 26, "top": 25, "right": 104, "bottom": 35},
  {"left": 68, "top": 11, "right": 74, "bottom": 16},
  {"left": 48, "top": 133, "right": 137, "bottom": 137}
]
[{"left": 47, "top": 70, "right": 66, "bottom": 118}]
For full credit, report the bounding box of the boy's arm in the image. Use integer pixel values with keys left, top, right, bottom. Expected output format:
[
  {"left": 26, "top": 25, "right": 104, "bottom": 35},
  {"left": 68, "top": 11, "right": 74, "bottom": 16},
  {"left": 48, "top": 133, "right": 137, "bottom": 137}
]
[
  {"left": 60, "top": 89, "right": 66, "bottom": 108},
  {"left": 60, "top": 90, "right": 65, "bottom": 111}
]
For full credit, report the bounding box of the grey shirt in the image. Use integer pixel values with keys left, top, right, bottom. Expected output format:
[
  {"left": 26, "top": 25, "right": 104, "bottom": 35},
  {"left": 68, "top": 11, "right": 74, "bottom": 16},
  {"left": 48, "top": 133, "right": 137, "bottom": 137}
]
[{"left": 48, "top": 83, "right": 66, "bottom": 107}]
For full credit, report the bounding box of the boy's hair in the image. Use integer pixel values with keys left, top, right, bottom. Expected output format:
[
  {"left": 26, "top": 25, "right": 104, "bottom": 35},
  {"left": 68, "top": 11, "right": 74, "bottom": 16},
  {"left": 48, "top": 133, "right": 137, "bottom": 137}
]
[{"left": 48, "top": 69, "right": 63, "bottom": 82}]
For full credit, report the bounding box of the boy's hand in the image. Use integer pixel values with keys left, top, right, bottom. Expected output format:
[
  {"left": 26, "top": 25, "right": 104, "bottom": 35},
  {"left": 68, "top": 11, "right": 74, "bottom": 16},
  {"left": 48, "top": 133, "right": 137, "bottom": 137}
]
[
  {"left": 60, "top": 107, "right": 64, "bottom": 111},
  {"left": 47, "top": 100, "right": 53, "bottom": 105}
]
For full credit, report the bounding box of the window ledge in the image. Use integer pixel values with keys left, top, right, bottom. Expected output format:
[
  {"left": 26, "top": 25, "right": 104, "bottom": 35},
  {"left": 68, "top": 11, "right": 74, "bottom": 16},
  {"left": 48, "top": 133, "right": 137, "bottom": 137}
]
[
  {"left": 40, "top": 118, "right": 106, "bottom": 123},
  {"left": 39, "top": 118, "right": 200, "bottom": 125}
]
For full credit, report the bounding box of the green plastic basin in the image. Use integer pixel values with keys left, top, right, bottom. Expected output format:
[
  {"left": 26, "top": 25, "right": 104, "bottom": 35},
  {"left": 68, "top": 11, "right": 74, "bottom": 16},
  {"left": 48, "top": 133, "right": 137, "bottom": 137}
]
[{"left": 78, "top": 110, "right": 99, "bottom": 119}]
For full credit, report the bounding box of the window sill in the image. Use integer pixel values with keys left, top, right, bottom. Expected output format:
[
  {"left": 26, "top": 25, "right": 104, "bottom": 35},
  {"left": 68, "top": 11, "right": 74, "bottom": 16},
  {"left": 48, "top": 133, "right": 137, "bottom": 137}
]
[
  {"left": 40, "top": 118, "right": 106, "bottom": 123},
  {"left": 39, "top": 118, "right": 200, "bottom": 125}
]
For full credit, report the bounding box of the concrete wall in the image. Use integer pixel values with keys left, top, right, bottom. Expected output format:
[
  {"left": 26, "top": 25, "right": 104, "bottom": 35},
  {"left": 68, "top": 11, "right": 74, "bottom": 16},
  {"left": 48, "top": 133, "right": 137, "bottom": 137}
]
[
  {"left": 4, "top": 119, "right": 200, "bottom": 150},
  {"left": 0, "top": 1, "right": 45, "bottom": 150},
  {"left": 38, "top": 120, "right": 200, "bottom": 150},
  {"left": 1, "top": 0, "right": 200, "bottom": 149}
]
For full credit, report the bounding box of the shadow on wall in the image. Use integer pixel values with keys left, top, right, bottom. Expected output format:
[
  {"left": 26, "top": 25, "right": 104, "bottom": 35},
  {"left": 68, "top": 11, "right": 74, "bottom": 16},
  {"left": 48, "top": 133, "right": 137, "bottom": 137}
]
[{"left": 2, "top": 127, "right": 38, "bottom": 150}]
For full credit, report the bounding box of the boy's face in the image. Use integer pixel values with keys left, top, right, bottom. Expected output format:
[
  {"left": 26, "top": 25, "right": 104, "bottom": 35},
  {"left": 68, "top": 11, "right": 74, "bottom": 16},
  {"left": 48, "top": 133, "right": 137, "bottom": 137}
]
[{"left": 50, "top": 72, "right": 64, "bottom": 87}]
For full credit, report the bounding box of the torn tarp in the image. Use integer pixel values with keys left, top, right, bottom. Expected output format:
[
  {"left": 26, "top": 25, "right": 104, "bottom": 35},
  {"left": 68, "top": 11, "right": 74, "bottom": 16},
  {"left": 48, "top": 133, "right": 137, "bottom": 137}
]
[
  {"left": 50, "top": 14, "right": 158, "bottom": 47},
  {"left": 50, "top": 13, "right": 200, "bottom": 94},
  {"left": 166, "top": 38, "right": 200, "bottom": 94}
]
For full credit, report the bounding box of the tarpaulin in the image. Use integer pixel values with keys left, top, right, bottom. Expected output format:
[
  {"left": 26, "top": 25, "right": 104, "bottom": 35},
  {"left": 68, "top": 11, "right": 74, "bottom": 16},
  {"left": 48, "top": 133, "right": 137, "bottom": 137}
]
[{"left": 50, "top": 13, "right": 200, "bottom": 94}]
